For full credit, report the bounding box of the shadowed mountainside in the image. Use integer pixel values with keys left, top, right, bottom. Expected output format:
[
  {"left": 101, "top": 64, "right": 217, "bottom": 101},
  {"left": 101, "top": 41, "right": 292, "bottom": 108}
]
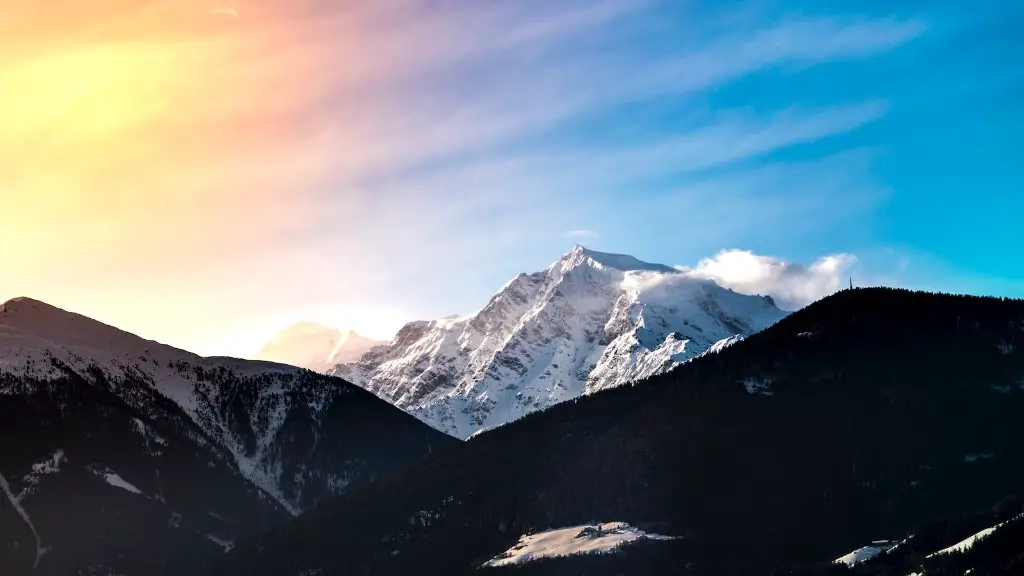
[
  {"left": 0, "top": 298, "right": 458, "bottom": 575},
  {"left": 208, "top": 288, "right": 1024, "bottom": 576}
]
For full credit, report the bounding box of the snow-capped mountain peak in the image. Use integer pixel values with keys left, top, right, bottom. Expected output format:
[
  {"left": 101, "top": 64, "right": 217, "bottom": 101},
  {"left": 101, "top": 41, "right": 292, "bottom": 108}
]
[
  {"left": 0, "top": 297, "right": 211, "bottom": 405},
  {"left": 557, "top": 245, "right": 678, "bottom": 274},
  {"left": 330, "top": 247, "right": 788, "bottom": 438},
  {"left": 0, "top": 296, "right": 179, "bottom": 359},
  {"left": 255, "top": 322, "right": 385, "bottom": 373}
]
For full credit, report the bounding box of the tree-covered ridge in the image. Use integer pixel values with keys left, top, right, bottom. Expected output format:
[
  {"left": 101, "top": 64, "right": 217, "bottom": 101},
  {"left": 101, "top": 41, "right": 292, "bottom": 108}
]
[
  {"left": 208, "top": 288, "right": 1024, "bottom": 576},
  {"left": 0, "top": 364, "right": 286, "bottom": 575},
  {"left": 780, "top": 494, "right": 1024, "bottom": 576},
  {"left": 1, "top": 351, "right": 458, "bottom": 574}
]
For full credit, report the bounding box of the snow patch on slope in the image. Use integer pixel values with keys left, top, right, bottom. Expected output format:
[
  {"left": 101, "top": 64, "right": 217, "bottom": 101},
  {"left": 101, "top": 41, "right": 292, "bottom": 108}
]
[
  {"left": 0, "top": 471, "right": 49, "bottom": 568},
  {"left": 132, "top": 418, "right": 168, "bottom": 452},
  {"left": 888, "top": 512, "right": 1024, "bottom": 576},
  {"left": 834, "top": 544, "right": 893, "bottom": 567},
  {"left": 89, "top": 466, "right": 145, "bottom": 496},
  {"left": 20, "top": 449, "right": 66, "bottom": 500},
  {"left": 701, "top": 334, "right": 745, "bottom": 357},
  {"left": 0, "top": 297, "right": 316, "bottom": 513},
  {"left": 481, "top": 522, "right": 676, "bottom": 568},
  {"left": 926, "top": 514, "right": 1023, "bottom": 558},
  {"left": 211, "top": 384, "right": 302, "bottom": 516},
  {"left": 206, "top": 533, "right": 235, "bottom": 553},
  {"left": 580, "top": 247, "right": 677, "bottom": 273}
]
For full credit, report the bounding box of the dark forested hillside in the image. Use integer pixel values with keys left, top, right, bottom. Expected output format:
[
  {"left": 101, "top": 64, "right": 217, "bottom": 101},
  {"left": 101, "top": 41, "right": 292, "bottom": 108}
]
[
  {"left": 208, "top": 288, "right": 1024, "bottom": 576},
  {"left": 0, "top": 295, "right": 460, "bottom": 576},
  {"left": 183, "top": 365, "right": 461, "bottom": 513},
  {"left": 781, "top": 495, "right": 1024, "bottom": 576},
  {"left": 0, "top": 362, "right": 287, "bottom": 576}
]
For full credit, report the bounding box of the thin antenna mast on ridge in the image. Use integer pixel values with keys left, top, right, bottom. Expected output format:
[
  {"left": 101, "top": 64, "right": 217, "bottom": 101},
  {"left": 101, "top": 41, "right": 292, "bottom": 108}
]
[{"left": 849, "top": 276, "right": 853, "bottom": 290}]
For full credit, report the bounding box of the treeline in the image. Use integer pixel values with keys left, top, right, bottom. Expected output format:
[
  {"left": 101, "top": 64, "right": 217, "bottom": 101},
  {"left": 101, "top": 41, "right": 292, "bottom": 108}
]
[{"left": 780, "top": 495, "right": 1024, "bottom": 576}]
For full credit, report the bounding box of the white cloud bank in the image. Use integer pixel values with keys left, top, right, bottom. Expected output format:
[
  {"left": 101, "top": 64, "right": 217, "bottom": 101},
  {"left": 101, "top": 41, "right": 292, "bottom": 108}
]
[{"left": 676, "top": 250, "right": 857, "bottom": 310}]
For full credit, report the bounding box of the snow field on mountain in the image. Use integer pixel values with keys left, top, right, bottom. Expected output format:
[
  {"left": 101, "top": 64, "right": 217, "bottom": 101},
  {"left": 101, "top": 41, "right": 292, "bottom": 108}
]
[{"left": 482, "top": 522, "right": 677, "bottom": 567}]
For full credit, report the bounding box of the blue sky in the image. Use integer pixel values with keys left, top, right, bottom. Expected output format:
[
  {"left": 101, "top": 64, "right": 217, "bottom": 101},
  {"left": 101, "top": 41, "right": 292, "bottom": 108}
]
[
  {"left": 6, "top": 0, "right": 1022, "bottom": 356},
  {"left": 320, "top": 0, "right": 1023, "bottom": 318}
]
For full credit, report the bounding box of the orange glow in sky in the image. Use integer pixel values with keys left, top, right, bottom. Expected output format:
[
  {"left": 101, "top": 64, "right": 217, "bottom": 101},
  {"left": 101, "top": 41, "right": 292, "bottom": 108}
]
[
  {"left": 2, "top": 1, "right": 954, "bottom": 357},
  {"left": 0, "top": 1, "right": 390, "bottom": 355}
]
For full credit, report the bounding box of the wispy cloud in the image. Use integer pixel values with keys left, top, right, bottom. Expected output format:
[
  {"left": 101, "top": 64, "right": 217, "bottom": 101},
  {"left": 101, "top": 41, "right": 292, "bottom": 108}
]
[
  {"left": 306, "top": 107, "right": 888, "bottom": 283},
  {"left": 553, "top": 101, "right": 889, "bottom": 182},
  {"left": 564, "top": 229, "right": 600, "bottom": 238},
  {"left": 284, "top": 13, "right": 920, "bottom": 186},
  {"left": 0, "top": 0, "right": 929, "bottom": 355}
]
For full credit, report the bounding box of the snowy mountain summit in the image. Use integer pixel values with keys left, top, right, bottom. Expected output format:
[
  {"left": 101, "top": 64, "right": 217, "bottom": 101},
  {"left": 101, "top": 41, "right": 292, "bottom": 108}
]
[
  {"left": 255, "top": 322, "right": 384, "bottom": 373},
  {"left": 330, "top": 245, "right": 788, "bottom": 438}
]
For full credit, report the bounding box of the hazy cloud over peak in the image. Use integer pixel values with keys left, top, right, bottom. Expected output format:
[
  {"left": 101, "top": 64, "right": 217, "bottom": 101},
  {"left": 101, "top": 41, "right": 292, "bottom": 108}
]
[{"left": 677, "top": 250, "right": 857, "bottom": 310}]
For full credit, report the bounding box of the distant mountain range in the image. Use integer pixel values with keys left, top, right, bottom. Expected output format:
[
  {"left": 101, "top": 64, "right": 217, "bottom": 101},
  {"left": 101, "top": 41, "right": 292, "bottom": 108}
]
[
  {"left": 256, "top": 322, "right": 384, "bottom": 373},
  {"left": 4, "top": 254, "right": 1023, "bottom": 576},
  {"left": 330, "top": 245, "right": 787, "bottom": 438},
  {"left": 208, "top": 288, "right": 1024, "bottom": 576},
  {"left": 0, "top": 297, "right": 456, "bottom": 575}
]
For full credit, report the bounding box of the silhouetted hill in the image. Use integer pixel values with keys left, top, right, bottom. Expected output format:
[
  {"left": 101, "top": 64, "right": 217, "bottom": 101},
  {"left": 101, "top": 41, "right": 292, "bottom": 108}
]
[
  {"left": 0, "top": 298, "right": 459, "bottom": 575},
  {"left": 781, "top": 495, "right": 1024, "bottom": 575},
  {"left": 0, "top": 363, "right": 287, "bottom": 575},
  {"left": 207, "top": 288, "right": 1024, "bottom": 576}
]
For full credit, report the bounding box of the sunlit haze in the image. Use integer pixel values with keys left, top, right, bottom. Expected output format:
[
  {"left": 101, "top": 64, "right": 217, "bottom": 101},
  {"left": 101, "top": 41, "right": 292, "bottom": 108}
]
[{"left": 3, "top": 0, "right": 1022, "bottom": 357}]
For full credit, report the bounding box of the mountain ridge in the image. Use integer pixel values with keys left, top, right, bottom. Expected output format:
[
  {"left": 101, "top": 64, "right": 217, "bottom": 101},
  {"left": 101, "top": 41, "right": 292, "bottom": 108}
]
[
  {"left": 0, "top": 297, "right": 458, "bottom": 574},
  {"left": 0, "top": 296, "right": 188, "bottom": 356},
  {"left": 560, "top": 244, "right": 678, "bottom": 273},
  {"left": 330, "top": 246, "right": 787, "bottom": 438},
  {"left": 208, "top": 287, "right": 1024, "bottom": 576}
]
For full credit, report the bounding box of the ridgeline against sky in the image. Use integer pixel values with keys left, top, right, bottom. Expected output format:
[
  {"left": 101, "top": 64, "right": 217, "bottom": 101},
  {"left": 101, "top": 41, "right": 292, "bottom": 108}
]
[{"left": 2, "top": 0, "right": 1022, "bottom": 357}]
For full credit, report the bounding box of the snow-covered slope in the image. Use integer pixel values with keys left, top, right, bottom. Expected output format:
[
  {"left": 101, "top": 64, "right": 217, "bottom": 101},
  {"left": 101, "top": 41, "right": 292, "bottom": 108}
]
[
  {"left": 0, "top": 298, "right": 453, "bottom": 516},
  {"left": 330, "top": 246, "right": 787, "bottom": 438},
  {"left": 1, "top": 298, "right": 292, "bottom": 503},
  {"left": 255, "top": 322, "right": 384, "bottom": 373},
  {"left": 1, "top": 297, "right": 289, "bottom": 412},
  {"left": 833, "top": 543, "right": 894, "bottom": 567},
  {"left": 926, "top": 514, "right": 1024, "bottom": 558},
  {"left": 482, "top": 522, "right": 677, "bottom": 567}
]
